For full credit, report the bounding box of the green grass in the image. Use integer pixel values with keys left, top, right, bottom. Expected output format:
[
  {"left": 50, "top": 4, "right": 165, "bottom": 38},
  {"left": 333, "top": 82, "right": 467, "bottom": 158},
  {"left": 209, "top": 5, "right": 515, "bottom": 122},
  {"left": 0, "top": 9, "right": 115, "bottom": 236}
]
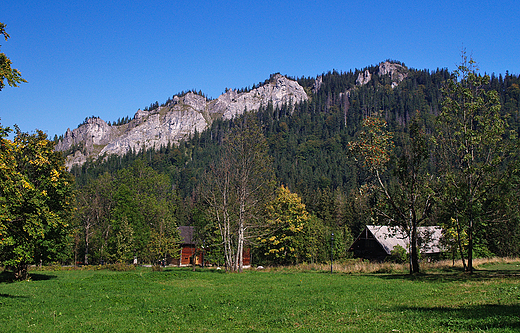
[{"left": 1, "top": 264, "right": 519, "bottom": 332}]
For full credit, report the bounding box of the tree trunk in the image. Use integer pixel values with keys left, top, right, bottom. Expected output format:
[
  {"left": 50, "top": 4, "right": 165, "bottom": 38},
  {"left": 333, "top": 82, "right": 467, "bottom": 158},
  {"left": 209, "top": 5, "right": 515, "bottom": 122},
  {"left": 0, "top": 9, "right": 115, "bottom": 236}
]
[
  {"left": 467, "top": 216, "right": 473, "bottom": 273},
  {"left": 237, "top": 222, "right": 244, "bottom": 273},
  {"left": 84, "top": 227, "right": 90, "bottom": 265},
  {"left": 236, "top": 192, "right": 246, "bottom": 273},
  {"left": 14, "top": 262, "right": 28, "bottom": 281},
  {"left": 455, "top": 218, "right": 467, "bottom": 271},
  {"left": 192, "top": 250, "right": 197, "bottom": 271},
  {"left": 410, "top": 222, "right": 420, "bottom": 274}
]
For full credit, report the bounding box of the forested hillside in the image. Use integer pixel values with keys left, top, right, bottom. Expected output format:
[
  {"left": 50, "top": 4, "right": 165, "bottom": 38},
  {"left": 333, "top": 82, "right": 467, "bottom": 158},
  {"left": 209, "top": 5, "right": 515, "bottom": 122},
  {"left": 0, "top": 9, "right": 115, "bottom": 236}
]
[{"left": 68, "top": 62, "right": 520, "bottom": 270}]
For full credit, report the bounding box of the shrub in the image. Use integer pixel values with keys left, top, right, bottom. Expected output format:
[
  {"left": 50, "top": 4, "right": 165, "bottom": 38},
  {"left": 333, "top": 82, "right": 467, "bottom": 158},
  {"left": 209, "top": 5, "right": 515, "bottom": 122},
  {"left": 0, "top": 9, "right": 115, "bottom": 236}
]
[
  {"left": 106, "top": 263, "right": 136, "bottom": 272},
  {"left": 151, "top": 265, "right": 163, "bottom": 272},
  {"left": 387, "top": 245, "right": 408, "bottom": 264}
]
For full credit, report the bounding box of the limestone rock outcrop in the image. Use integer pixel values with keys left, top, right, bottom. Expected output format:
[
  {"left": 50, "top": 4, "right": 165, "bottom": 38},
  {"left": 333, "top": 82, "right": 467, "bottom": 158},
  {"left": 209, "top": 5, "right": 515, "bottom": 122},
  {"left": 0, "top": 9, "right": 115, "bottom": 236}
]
[
  {"left": 56, "top": 74, "right": 309, "bottom": 169},
  {"left": 210, "top": 74, "right": 308, "bottom": 119},
  {"left": 355, "top": 61, "right": 408, "bottom": 88},
  {"left": 356, "top": 69, "right": 372, "bottom": 86},
  {"left": 378, "top": 61, "right": 408, "bottom": 88}
]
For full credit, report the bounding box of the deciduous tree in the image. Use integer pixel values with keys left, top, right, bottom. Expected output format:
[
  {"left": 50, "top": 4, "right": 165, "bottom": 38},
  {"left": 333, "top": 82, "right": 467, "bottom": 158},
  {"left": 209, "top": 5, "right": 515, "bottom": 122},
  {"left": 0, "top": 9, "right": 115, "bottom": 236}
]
[
  {"left": 204, "top": 112, "right": 275, "bottom": 272},
  {"left": 257, "top": 185, "right": 308, "bottom": 265},
  {"left": 349, "top": 115, "right": 434, "bottom": 273},
  {"left": 435, "top": 53, "right": 516, "bottom": 273},
  {"left": 0, "top": 124, "right": 74, "bottom": 280}
]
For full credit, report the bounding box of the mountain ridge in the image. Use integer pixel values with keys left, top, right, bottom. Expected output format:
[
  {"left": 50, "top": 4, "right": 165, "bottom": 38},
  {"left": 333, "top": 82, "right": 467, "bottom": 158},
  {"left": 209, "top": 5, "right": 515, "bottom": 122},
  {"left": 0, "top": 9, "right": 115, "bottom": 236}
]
[{"left": 55, "top": 62, "right": 407, "bottom": 169}]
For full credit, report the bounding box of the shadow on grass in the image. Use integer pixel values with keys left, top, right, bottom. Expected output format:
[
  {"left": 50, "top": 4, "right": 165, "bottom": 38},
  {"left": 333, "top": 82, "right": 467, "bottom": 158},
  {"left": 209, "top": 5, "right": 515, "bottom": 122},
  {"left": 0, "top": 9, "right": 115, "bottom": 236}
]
[
  {"left": 372, "top": 268, "right": 520, "bottom": 283},
  {"left": 393, "top": 303, "right": 520, "bottom": 331},
  {"left": 0, "top": 293, "right": 28, "bottom": 299},
  {"left": 160, "top": 267, "right": 229, "bottom": 275},
  {"left": 0, "top": 271, "right": 57, "bottom": 283}
]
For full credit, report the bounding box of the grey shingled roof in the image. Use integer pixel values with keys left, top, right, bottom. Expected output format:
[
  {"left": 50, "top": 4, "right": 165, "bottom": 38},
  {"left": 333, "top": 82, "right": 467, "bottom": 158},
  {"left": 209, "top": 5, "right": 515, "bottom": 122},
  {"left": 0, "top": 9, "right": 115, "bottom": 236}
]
[
  {"left": 178, "top": 226, "right": 195, "bottom": 245},
  {"left": 367, "top": 225, "right": 444, "bottom": 255}
]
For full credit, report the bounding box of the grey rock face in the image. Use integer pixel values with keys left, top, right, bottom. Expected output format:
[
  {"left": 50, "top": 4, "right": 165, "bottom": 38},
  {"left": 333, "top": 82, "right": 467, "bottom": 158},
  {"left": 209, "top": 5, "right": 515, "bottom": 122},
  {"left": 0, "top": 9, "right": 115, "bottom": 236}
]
[
  {"left": 99, "top": 103, "right": 208, "bottom": 158},
  {"left": 54, "top": 117, "right": 114, "bottom": 153},
  {"left": 378, "top": 61, "right": 408, "bottom": 88},
  {"left": 210, "top": 74, "right": 308, "bottom": 119},
  {"left": 356, "top": 69, "right": 372, "bottom": 86},
  {"left": 355, "top": 61, "right": 408, "bottom": 88},
  {"left": 56, "top": 75, "right": 308, "bottom": 169}
]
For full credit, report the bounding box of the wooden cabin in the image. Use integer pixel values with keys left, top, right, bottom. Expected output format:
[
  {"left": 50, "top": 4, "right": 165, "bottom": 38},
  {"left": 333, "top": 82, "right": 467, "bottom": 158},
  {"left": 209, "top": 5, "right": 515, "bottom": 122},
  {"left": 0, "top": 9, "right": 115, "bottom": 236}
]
[
  {"left": 172, "top": 226, "right": 203, "bottom": 266},
  {"left": 348, "top": 225, "right": 444, "bottom": 261},
  {"left": 172, "top": 226, "right": 251, "bottom": 267}
]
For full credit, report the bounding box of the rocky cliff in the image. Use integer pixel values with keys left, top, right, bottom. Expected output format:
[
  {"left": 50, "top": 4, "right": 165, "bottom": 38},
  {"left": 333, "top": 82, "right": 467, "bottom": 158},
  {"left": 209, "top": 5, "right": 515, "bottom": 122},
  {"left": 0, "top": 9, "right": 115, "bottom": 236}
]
[
  {"left": 356, "top": 61, "right": 408, "bottom": 88},
  {"left": 56, "top": 74, "right": 309, "bottom": 169}
]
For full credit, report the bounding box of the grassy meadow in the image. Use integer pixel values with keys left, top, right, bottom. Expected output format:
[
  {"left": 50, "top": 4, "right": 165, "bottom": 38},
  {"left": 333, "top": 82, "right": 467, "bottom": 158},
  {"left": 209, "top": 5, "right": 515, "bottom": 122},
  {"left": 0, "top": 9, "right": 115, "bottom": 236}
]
[{"left": 1, "top": 259, "right": 519, "bottom": 332}]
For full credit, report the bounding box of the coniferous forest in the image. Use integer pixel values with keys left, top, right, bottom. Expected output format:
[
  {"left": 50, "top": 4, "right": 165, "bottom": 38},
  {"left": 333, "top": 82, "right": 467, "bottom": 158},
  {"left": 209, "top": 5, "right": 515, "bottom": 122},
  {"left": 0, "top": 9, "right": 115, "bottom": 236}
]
[{"left": 59, "top": 62, "right": 520, "bottom": 272}]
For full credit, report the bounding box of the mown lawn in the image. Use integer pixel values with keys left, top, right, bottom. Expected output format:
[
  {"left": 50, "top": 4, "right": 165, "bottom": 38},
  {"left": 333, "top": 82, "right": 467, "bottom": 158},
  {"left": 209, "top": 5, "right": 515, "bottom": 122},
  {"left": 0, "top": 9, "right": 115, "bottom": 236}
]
[{"left": 1, "top": 263, "right": 519, "bottom": 332}]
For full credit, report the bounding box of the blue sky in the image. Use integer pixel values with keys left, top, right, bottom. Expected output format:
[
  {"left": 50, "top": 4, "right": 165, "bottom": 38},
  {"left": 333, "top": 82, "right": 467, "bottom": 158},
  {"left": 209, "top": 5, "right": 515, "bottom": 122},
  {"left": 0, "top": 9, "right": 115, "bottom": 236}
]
[{"left": 1, "top": 0, "right": 519, "bottom": 138}]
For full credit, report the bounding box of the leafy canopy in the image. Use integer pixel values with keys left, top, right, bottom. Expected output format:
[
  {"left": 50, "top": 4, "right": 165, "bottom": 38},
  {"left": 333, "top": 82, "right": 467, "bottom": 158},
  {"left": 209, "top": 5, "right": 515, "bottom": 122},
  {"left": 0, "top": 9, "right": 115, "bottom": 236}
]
[
  {"left": 0, "top": 124, "right": 74, "bottom": 280},
  {"left": 0, "top": 22, "right": 26, "bottom": 91}
]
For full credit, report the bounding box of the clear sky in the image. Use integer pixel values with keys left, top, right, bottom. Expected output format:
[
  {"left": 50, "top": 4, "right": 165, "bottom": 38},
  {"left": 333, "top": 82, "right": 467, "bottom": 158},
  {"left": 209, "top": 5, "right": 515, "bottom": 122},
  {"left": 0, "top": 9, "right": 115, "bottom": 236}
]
[{"left": 1, "top": 0, "right": 519, "bottom": 138}]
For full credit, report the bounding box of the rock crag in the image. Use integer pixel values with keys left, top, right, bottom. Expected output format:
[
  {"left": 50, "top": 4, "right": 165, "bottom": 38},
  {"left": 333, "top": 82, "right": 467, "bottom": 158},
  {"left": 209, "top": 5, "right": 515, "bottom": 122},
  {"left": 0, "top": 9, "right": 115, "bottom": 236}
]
[
  {"left": 56, "top": 74, "right": 308, "bottom": 169},
  {"left": 356, "top": 61, "right": 408, "bottom": 88}
]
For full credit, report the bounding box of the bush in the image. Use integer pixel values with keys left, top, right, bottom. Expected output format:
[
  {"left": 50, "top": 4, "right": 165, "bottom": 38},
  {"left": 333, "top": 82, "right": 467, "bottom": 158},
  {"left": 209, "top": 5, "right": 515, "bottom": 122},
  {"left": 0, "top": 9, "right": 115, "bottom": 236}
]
[
  {"left": 106, "top": 263, "right": 136, "bottom": 271},
  {"left": 387, "top": 245, "right": 408, "bottom": 264},
  {"left": 151, "top": 265, "right": 163, "bottom": 272}
]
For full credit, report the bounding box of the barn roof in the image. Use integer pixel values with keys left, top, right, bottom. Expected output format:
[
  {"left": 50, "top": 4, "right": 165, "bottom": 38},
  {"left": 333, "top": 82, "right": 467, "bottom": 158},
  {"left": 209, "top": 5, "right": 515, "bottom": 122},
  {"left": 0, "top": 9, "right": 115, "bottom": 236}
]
[
  {"left": 353, "top": 225, "right": 444, "bottom": 255},
  {"left": 178, "top": 226, "right": 195, "bottom": 245}
]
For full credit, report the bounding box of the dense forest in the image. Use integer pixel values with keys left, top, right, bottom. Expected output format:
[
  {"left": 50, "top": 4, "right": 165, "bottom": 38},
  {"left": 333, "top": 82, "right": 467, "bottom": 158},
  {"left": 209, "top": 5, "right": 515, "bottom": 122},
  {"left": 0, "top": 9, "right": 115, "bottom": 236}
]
[{"left": 67, "top": 61, "right": 520, "bottom": 271}]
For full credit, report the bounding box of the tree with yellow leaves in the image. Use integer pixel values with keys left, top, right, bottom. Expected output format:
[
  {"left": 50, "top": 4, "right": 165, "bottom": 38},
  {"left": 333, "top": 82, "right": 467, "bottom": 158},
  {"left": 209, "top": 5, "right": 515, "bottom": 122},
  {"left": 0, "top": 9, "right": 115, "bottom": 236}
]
[
  {"left": 0, "top": 124, "right": 74, "bottom": 280},
  {"left": 257, "top": 185, "right": 309, "bottom": 265}
]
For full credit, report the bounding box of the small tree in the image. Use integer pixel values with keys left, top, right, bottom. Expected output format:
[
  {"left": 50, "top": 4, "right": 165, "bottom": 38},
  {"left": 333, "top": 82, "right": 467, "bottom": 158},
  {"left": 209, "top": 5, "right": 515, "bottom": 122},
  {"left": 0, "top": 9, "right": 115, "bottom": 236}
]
[
  {"left": 257, "top": 185, "right": 309, "bottom": 265},
  {"left": 388, "top": 245, "right": 408, "bottom": 264},
  {"left": 147, "top": 218, "right": 180, "bottom": 266},
  {"left": 114, "top": 216, "right": 134, "bottom": 263}
]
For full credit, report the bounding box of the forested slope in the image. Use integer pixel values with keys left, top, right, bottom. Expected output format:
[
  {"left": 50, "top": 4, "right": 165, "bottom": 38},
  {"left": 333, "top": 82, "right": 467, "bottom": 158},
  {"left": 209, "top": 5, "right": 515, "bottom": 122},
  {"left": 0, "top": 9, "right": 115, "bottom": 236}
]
[{"left": 69, "top": 63, "right": 520, "bottom": 265}]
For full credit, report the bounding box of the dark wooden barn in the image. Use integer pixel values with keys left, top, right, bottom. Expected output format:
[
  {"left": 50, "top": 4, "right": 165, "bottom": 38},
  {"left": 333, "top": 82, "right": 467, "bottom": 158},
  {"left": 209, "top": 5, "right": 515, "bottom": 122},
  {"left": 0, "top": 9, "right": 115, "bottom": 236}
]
[
  {"left": 168, "top": 226, "right": 203, "bottom": 266},
  {"left": 348, "top": 225, "right": 444, "bottom": 261}
]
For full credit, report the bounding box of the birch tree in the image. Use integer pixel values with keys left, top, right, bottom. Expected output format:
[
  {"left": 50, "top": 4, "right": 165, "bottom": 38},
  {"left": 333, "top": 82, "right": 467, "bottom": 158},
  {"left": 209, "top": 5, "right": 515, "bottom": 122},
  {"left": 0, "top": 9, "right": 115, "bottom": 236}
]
[{"left": 204, "top": 113, "right": 275, "bottom": 272}]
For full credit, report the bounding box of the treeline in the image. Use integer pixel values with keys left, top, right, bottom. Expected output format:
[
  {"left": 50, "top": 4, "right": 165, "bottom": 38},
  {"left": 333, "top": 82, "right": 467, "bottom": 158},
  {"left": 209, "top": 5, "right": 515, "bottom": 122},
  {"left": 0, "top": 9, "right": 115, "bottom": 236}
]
[
  {"left": 69, "top": 64, "right": 520, "bottom": 268},
  {"left": 74, "top": 160, "right": 181, "bottom": 265}
]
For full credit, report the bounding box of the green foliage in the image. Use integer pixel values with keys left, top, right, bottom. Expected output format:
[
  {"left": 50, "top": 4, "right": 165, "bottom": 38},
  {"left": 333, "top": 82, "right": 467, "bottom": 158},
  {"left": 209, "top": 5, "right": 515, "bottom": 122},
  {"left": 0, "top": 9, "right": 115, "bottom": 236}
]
[
  {"left": 388, "top": 244, "right": 408, "bottom": 263},
  {"left": 113, "top": 216, "right": 134, "bottom": 263},
  {"left": 74, "top": 159, "right": 180, "bottom": 265},
  {"left": 0, "top": 124, "right": 74, "bottom": 280},
  {"left": 0, "top": 22, "right": 27, "bottom": 91},
  {"left": 147, "top": 219, "right": 180, "bottom": 264},
  {"left": 436, "top": 52, "right": 517, "bottom": 272},
  {"left": 257, "top": 185, "right": 309, "bottom": 265}
]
